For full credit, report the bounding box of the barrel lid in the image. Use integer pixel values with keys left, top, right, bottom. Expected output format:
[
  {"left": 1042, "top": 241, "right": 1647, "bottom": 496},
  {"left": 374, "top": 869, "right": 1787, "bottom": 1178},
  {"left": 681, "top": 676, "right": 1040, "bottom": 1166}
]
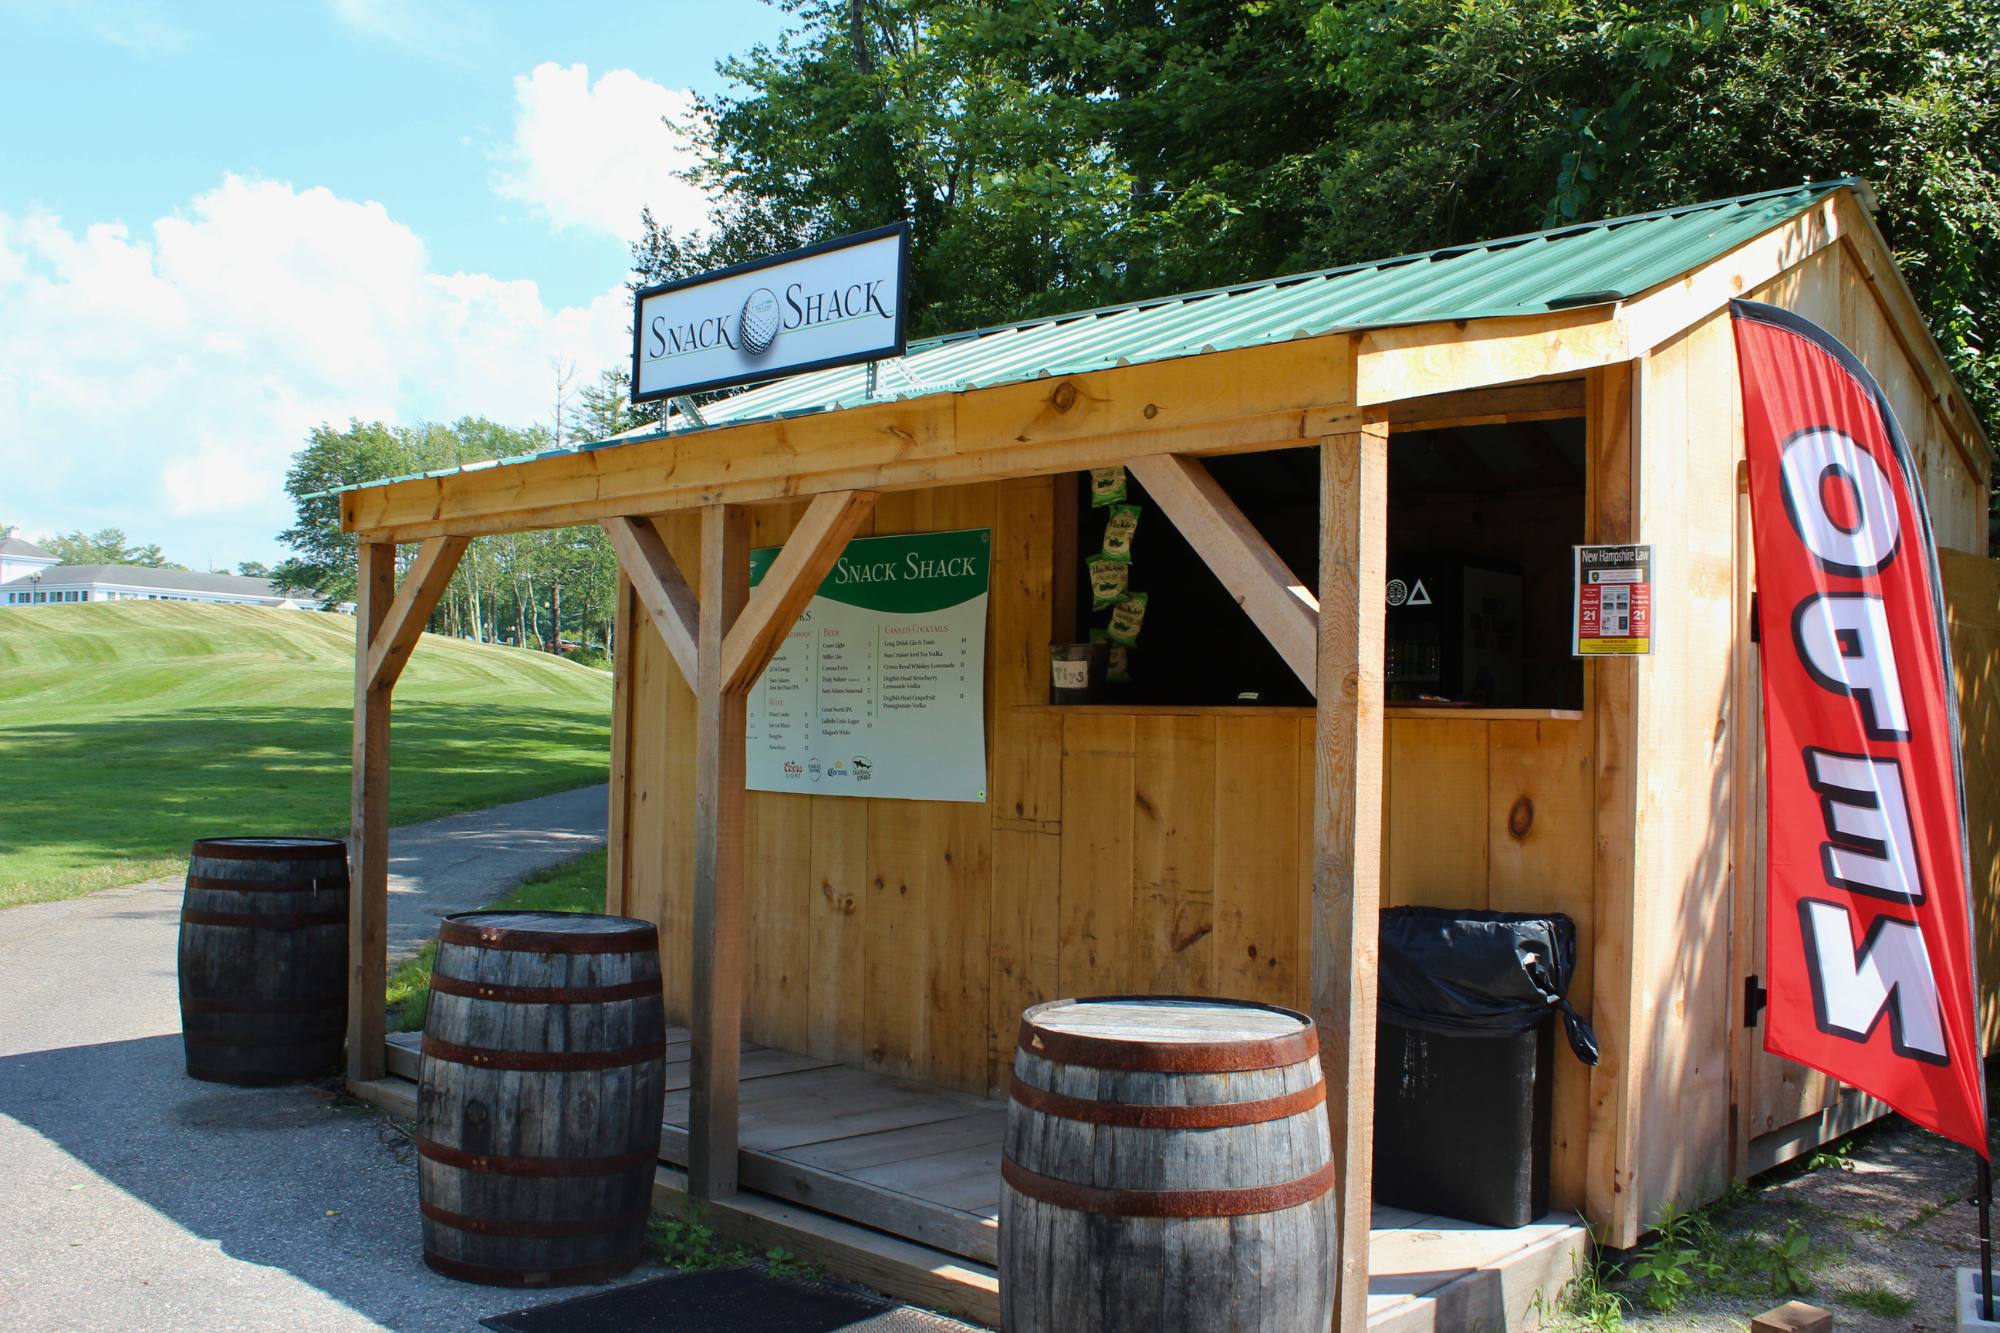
[
  {"left": 439, "top": 910, "right": 659, "bottom": 954},
  {"left": 190, "top": 837, "right": 348, "bottom": 861},
  {"left": 1019, "top": 996, "right": 1317, "bottom": 1073}
]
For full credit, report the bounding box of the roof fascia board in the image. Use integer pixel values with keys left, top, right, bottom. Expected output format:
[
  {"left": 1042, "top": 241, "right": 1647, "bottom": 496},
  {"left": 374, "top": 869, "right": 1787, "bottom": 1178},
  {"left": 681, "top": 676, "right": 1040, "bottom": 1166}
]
[
  {"left": 1354, "top": 307, "right": 1626, "bottom": 407},
  {"left": 342, "top": 335, "right": 1361, "bottom": 542},
  {"left": 1620, "top": 185, "right": 1990, "bottom": 474},
  {"left": 1619, "top": 188, "right": 1846, "bottom": 358}
]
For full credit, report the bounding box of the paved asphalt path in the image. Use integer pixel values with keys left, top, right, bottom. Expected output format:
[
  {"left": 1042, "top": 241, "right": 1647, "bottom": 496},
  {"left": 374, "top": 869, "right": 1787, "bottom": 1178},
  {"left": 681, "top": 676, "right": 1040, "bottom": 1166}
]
[{"left": 0, "top": 787, "right": 641, "bottom": 1331}]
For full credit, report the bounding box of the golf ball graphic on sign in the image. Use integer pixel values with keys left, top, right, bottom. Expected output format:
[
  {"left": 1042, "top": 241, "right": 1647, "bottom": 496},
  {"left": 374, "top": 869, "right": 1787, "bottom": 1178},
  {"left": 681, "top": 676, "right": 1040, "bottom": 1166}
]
[{"left": 739, "top": 287, "right": 782, "bottom": 356}]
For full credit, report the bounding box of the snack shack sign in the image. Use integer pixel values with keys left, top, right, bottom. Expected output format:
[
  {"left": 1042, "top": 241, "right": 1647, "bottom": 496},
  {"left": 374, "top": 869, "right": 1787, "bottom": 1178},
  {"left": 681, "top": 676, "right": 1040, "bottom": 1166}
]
[{"left": 631, "top": 223, "right": 910, "bottom": 403}]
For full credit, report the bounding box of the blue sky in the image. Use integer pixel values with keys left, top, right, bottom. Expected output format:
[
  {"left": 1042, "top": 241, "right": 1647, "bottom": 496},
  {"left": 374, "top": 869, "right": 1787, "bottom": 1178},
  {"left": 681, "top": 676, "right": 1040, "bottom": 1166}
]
[{"left": 0, "top": 0, "right": 795, "bottom": 569}]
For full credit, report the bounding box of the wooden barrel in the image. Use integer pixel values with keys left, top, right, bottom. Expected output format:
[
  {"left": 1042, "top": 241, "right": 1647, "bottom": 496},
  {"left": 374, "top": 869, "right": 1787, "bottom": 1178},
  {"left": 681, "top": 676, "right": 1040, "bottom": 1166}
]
[
  {"left": 417, "top": 911, "right": 667, "bottom": 1287},
  {"left": 1001, "top": 996, "right": 1335, "bottom": 1332},
  {"left": 177, "top": 836, "right": 349, "bottom": 1086}
]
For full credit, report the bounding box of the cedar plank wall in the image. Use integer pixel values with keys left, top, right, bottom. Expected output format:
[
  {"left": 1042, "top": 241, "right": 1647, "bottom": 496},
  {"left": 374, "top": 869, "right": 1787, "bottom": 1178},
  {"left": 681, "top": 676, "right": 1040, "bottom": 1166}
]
[
  {"left": 1941, "top": 550, "right": 2000, "bottom": 1056},
  {"left": 1613, "top": 232, "right": 1992, "bottom": 1242},
  {"left": 611, "top": 474, "right": 1606, "bottom": 1217}
]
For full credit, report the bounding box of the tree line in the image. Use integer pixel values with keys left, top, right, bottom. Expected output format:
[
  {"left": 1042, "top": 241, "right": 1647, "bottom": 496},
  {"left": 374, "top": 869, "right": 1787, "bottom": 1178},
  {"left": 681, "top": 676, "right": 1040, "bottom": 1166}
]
[
  {"left": 275, "top": 0, "right": 1997, "bottom": 621},
  {"left": 273, "top": 371, "right": 644, "bottom": 662}
]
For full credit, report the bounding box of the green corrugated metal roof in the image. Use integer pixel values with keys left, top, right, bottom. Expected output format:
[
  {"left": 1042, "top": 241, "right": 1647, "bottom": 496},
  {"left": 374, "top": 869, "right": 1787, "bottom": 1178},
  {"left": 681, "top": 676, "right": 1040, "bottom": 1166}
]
[{"left": 330, "top": 179, "right": 1852, "bottom": 496}]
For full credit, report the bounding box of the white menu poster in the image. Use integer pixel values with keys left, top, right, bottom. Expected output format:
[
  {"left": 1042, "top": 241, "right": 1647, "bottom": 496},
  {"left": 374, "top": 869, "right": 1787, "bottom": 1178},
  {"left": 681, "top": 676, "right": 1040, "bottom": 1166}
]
[{"left": 745, "top": 528, "right": 989, "bottom": 803}]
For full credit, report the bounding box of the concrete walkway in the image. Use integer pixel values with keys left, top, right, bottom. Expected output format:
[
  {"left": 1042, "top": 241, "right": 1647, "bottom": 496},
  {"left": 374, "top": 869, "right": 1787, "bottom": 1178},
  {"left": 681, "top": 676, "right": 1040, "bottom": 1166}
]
[
  {"left": 381, "top": 784, "right": 608, "bottom": 959},
  {"left": 0, "top": 787, "right": 639, "bottom": 1331}
]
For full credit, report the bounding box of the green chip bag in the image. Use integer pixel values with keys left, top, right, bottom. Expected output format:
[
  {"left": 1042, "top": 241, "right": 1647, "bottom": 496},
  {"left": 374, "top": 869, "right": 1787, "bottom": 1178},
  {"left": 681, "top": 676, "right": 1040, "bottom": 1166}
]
[
  {"left": 1090, "top": 629, "right": 1131, "bottom": 684},
  {"left": 1107, "top": 591, "right": 1149, "bottom": 645},
  {"left": 1088, "top": 556, "right": 1129, "bottom": 609},
  {"left": 1101, "top": 504, "right": 1141, "bottom": 562},
  {"left": 1089, "top": 466, "right": 1127, "bottom": 507}
]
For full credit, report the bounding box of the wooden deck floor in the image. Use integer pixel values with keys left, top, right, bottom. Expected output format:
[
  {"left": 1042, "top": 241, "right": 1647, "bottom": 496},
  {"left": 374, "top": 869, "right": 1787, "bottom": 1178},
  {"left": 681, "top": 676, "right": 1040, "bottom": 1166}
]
[{"left": 384, "top": 1029, "right": 1584, "bottom": 1329}]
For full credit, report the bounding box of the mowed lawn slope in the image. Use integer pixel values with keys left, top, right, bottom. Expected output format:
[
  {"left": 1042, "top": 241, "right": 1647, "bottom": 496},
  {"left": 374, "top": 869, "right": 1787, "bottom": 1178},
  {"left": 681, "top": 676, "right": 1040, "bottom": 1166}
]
[{"left": 0, "top": 602, "right": 612, "bottom": 907}]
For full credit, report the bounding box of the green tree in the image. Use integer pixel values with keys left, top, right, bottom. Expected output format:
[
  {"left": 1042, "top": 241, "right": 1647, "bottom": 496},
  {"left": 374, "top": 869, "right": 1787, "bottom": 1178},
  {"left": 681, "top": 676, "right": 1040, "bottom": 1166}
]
[
  {"left": 643, "top": 0, "right": 1995, "bottom": 447},
  {"left": 45, "top": 528, "right": 183, "bottom": 569},
  {"left": 273, "top": 422, "right": 420, "bottom": 604},
  {"left": 235, "top": 560, "right": 270, "bottom": 579},
  {"left": 568, "top": 367, "right": 648, "bottom": 444}
]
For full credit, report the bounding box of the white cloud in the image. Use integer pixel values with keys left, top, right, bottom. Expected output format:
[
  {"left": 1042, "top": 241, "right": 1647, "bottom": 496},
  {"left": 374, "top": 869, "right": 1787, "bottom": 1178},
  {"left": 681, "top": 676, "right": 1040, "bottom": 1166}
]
[
  {"left": 495, "top": 62, "right": 712, "bottom": 242},
  {"left": 0, "top": 174, "right": 632, "bottom": 566}
]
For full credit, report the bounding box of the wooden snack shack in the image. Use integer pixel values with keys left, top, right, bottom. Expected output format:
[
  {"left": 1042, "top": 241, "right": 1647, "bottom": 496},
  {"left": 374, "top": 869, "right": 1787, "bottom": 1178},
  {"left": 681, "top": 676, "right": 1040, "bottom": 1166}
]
[{"left": 335, "top": 179, "right": 2000, "bottom": 1330}]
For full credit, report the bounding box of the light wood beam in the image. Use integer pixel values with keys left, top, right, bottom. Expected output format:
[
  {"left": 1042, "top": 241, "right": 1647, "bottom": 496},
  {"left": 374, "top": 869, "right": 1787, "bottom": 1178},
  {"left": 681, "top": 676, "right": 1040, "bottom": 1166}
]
[
  {"left": 346, "top": 539, "right": 396, "bottom": 1084},
  {"left": 1310, "top": 424, "right": 1388, "bottom": 1332},
  {"left": 341, "top": 335, "right": 1363, "bottom": 542},
  {"left": 1380, "top": 377, "right": 1586, "bottom": 432},
  {"left": 602, "top": 516, "right": 700, "bottom": 687},
  {"left": 689, "top": 503, "right": 750, "bottom": 1200},
  {"left": 720, "top": 490, "right": 876, "bottom": 694},
  {"left": 1127, "top": 453, "right": 1319, "bottom": 693},
  {"left": 362, "top": 536, "right": 469, "bottom": 693}
]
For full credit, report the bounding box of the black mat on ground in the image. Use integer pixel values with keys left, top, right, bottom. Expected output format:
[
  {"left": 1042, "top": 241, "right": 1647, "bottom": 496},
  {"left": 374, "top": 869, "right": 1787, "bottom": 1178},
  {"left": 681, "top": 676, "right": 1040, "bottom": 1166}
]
[{"left": 480, "top": 1268, "right": 968, "bottom": 1332}]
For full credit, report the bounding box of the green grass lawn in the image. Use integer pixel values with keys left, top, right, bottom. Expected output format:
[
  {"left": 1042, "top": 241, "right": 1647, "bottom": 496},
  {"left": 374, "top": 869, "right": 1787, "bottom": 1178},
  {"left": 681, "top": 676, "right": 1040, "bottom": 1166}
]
[
  {"left": 0, "top": 601, "right": 612, "bottom": 907},
  {"left": 386, "top": 848, "right": 609, "bottom": 1030}
]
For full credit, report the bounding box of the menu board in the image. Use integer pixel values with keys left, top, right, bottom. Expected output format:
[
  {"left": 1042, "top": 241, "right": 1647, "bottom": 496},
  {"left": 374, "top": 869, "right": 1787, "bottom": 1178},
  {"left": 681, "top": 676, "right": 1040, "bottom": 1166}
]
[{"left": 745, "top": 528, "right": 989, "bottom": 803}]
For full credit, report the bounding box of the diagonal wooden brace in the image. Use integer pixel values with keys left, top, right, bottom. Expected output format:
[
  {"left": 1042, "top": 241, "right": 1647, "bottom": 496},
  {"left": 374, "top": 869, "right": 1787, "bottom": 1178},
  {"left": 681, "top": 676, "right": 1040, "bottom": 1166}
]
[
  {"left": 1126, "top": 454, "right": 1319, "bottom": 692},
  {"left": 602, "top": 516, "right": 701, "bottom": 688},
  {"left": 720, "top": 490, "right": 876, "bottom": 695},
  {"left": 364, "top": 535, "right": 469, "bottom": 693}
]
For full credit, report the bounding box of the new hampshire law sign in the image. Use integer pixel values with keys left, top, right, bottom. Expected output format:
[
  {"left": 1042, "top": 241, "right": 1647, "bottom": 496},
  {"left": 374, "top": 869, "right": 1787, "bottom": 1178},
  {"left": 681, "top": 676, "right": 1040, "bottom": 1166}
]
[{"left": 630, "top": 222, "right": 911, "bottom": 402}]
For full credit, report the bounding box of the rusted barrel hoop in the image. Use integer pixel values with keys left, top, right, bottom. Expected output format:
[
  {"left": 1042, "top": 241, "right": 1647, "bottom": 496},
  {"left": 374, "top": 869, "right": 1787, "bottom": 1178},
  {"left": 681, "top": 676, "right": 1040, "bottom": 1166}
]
[
  {"left": 190, "top": 838, "right": 347, "bottom": 861},
  {"left": 415, "top": 1136, "right": 659, "bottom": 1178},
  {"left": 1008, "top": 1075, "right": 1325, "bottom": 1129},
  {"left": 181, "top": 909, "right": 346, "bottom": 929},
  {"left": 438, "top": 918, "right": 658, "bottom": 955},
  {"left": 185, "top": 875, "right": 342, "bottom": 894},
  {"left": 421, "top": 1250, "right": 646, "bottom": 1288},
  {"left": 422, "top": 1034, "right": 666, "bottom": 1073},
  {"left": 1000, "top": 1154, "right": 1337, "bottom": 1219},
  {"left": 419, "top": 1199, "right": 651, "bottom": 1239},
  {"left": 1017, "top": 996, "right": 1318, "bottom": 1073},
  {"left": 179, "top": 995, "right": 345, "bottom": 1016},
  {"left": 428, "top": 972, "right": 662, "bottom": 1005}
]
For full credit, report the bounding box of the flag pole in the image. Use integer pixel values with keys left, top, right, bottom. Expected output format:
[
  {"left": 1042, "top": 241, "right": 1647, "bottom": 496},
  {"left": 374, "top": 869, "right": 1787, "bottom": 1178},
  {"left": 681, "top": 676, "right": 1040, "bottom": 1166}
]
[{"left": 1981, "top": 1152, "right": 1994, "bottom": 1320}]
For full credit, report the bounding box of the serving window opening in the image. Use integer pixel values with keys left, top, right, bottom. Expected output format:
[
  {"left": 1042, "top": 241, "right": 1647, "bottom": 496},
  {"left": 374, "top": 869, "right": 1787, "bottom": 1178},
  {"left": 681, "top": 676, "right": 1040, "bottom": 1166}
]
[{"left": 1060, "top": 413, "right": 1587, "bottom": 711}]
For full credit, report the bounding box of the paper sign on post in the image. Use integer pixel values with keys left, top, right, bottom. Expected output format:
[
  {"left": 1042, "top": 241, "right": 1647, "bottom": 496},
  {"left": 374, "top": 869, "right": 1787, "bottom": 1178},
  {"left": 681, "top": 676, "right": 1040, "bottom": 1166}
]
[{"left": 1572, "top": 544, "right": 1653, "bottom": 656}]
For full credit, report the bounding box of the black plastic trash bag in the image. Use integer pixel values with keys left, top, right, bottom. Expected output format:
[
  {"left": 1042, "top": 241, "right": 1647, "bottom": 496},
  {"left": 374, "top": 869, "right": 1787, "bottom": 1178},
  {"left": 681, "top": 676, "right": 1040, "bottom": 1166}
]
[{"left": 1378, "top": 907, "right": 1599, "bottom": 1065}]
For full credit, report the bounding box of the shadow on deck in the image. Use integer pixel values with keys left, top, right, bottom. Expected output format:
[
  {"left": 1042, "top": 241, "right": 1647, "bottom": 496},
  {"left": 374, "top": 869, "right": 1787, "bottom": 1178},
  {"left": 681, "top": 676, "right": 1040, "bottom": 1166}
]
[{"left": 375, "top": 1029, "right": 1585, "bottom": 1330}]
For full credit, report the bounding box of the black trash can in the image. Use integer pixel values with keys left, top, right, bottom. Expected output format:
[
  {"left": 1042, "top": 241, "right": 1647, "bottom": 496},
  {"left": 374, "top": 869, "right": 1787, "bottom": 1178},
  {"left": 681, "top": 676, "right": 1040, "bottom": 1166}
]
[{"left": 1372, "top": 908, "right": 1598, "bottom": 1228}]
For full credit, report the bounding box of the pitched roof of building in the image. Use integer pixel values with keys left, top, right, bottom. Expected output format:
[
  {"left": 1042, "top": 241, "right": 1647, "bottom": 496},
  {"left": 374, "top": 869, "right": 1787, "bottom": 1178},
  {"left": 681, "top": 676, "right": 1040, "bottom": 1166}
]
[
  {"left": 0, "top": 530, "right": 58, "bottom": 560},
  {"left": 0, "top": 564, "right": 290, "bottom": 598},
  {"left": 326, "top": 178, "right": 1854, "bottom": 498}
]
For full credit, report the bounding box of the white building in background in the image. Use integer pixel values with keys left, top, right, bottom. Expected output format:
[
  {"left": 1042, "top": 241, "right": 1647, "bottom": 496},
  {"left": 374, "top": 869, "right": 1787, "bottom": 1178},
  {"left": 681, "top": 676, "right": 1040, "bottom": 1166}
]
[
  {"left": 0, "top": 529, "right": 59, "bottom": 583},
  {"left": 0, "top": 563, "right": 331, "bottom": 610}
]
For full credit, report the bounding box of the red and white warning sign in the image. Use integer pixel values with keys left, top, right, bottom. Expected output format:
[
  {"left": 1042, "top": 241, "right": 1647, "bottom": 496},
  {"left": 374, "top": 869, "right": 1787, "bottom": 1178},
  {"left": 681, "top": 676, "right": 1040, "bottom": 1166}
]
[{"left": 1572, "top": 544, "right": 1653, "bottom": 655}]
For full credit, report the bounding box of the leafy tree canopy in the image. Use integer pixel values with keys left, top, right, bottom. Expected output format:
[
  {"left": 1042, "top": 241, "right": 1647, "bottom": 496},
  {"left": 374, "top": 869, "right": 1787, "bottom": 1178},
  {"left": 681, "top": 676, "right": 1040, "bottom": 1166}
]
[
  {"left": 45, "top": 528, "right": 184, "bottom": 570},
  {"left": 636, "top": 0, "right": 1996, "bottom": 439}
]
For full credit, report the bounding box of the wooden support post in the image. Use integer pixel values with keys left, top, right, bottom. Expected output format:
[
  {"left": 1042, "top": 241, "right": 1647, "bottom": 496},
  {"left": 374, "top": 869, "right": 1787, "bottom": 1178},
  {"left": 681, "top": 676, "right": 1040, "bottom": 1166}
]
[
  {"left": 1127, "top": 453, "right": 1319, "bottom": 692},
  {"left": 347, "top": 539, "right": 397, "bottom": 1083},
  {"left": 1310, "top": 424, "right": 1388, "bottom": 1332},
  {"left": 690, "top": 503, "right": 750, "bottom": 1200}
]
